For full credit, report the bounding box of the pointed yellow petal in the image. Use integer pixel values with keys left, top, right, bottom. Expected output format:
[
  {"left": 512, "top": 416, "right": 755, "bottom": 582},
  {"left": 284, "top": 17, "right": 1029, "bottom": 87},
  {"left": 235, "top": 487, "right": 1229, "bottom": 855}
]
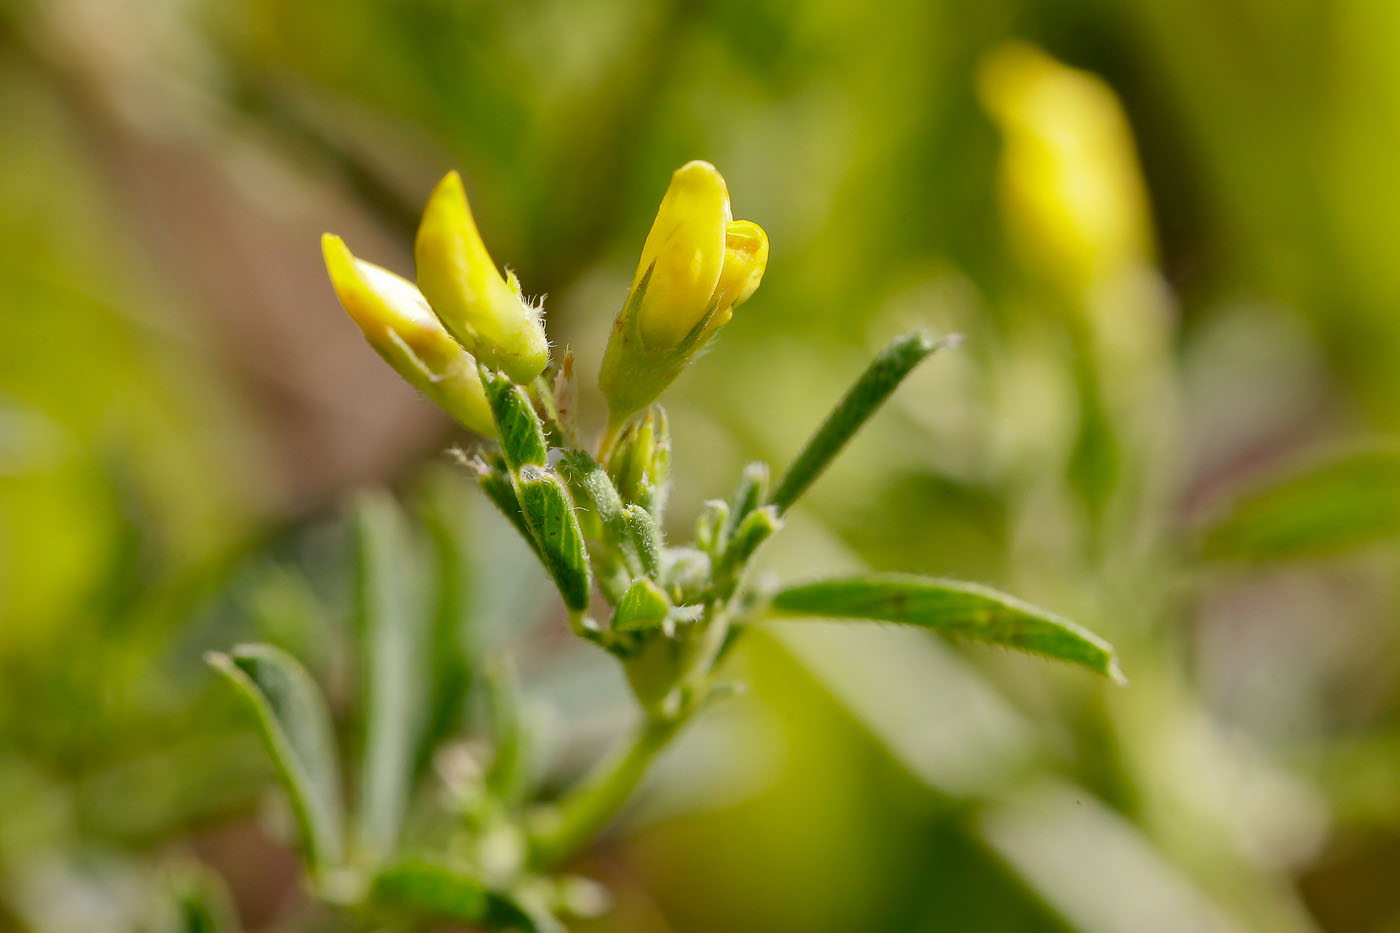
[
  {"left": 322, "top": 233, "right": 496, "bottom": 437},
  {"left": 414, "top": 172, "right": 549, "bottom": 383},
  {"left": 714, "top": 219, "right": 768, "bottom": 311},
  {"left": 633, "top": 160, "right": 731, "bottom": 349}
]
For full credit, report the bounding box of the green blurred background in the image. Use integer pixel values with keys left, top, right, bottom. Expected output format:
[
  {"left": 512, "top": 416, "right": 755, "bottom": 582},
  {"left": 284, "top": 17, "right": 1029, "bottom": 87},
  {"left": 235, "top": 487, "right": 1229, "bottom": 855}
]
[{"left": 4, "top": 0, "right": 1400, "bottom": 929}]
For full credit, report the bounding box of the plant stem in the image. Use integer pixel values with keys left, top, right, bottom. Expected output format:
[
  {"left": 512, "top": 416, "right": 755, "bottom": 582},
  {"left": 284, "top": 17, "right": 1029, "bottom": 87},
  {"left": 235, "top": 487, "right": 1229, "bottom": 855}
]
[
  {"left": 596, "top": 414, "right": 625, "bottom": 464},
  {"left": 527, "top": 712, "right": 684, "bottom": 870}
]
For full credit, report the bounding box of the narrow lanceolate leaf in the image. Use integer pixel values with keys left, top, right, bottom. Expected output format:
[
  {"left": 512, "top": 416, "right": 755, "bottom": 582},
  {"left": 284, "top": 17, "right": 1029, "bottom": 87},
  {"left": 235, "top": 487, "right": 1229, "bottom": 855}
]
[
  {"left": 1196, "top": 444, "right": 1400, "bottom": 563},
  {"left": 350, "top": 491, "right": 427, "bottom": 861},
  {"left": 770, "top": 331, "right": 952, "bottom": 514},
  {"left": 480, "top": 365, "right": 548, "bottom": 472},
  {"left": 483, "top": 659, "right": 536, "bottom": 810},
  {"left": 415, "top": 470, "right": 484, "bottom": 769},
  {"left": 206, "top": 645, "right": 345, "bottom": 870},
  {"left": 368, "top": 858, "right": 543, "bottom": 932},
  {"left": 770, "top": 575, "right": 1124, "bottom": 683},
  {"left": 517, "top": 467, "right": 592, "bottom": 611}
]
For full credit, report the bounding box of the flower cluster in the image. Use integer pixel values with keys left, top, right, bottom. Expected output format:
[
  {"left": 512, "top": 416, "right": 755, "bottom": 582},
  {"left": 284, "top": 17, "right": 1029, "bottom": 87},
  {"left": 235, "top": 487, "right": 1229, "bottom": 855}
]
[
  {"left": 323, "top": 161, "right": 776, "bottom": 716},
  {"left": 325, "top": 160, "right": 769, "bottom": 446}
]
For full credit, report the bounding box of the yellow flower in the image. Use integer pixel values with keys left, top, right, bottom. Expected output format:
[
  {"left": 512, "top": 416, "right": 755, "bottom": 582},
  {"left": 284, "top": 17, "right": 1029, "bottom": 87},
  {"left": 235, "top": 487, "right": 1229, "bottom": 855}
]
[
  {"left": 600, "top": 161, "right": 768, "bottom": 423},
  {"left": 978, "top": 42, "right": 1153, "bottom": 298},
  {"left": 414, "top": 171, "right": 550, "bottom": 384},
  {"left": 322, "top": 233, "right": 497, "bottom": 437}
]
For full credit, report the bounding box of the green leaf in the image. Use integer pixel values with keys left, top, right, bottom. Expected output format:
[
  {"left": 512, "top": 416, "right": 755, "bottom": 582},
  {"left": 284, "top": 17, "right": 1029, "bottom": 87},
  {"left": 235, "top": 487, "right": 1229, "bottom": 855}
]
[
  {"left": 1195, "top": 444, "right": 1400, "bottom": 563},
  {"left": 517, "top": 467, "right": 592, "bottom": 612},
  {"left": 613, "top": 578, "right": 670, "bottom": 633},
  {"left": 414, "top": 469, "right": 484, "bottom": 771},
  {"left": 350, "top": 491, "right": 427, "bottom": 861},
  {"left": 480, "top": 365, "right": 548, "bottom": 472},
  {"left": 206, "top": 645, "right": 345, "bottom": 870},
  {"left": 770, "top": 575, "right": 1124, "bottom": 683},
  {"left": 368, "top": 858, "right": 544, "bottom": 931},
  {"left": 769, "top": 331, "right": 951, "bottom": 515},
  {"left": 483, "top": 659, "right": 537, "bottom": 810}
]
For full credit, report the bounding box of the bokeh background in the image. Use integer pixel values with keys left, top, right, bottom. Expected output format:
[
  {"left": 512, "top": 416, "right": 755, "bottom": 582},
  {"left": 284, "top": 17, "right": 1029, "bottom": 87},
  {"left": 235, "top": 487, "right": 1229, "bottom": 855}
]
[{"left": 4, "top": 0, "right": 1400, "bottom": 929}]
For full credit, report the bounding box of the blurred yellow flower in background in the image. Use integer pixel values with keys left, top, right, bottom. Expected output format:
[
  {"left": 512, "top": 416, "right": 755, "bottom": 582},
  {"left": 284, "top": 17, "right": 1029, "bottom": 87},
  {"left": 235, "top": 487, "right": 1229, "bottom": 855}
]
[{"left": 979, "top": 41, "right": 1154, "bottom": 300}]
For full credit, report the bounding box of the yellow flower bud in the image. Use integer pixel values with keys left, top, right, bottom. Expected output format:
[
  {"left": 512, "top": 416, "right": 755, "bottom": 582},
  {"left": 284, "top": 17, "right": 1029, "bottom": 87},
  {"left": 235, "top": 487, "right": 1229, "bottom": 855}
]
[
  {"left": 633, "top": 161, "right": 732, "bottom": 349},
  {"left": 599, "top": 162, "right": 768, "bottom": 422},
  {"left": 978, "top": 42, "right": 1153, "bottom": 298},
  {"left": 414, "top": 171, "right": 550, "bottom": 384},
  {"left": 322, "top": 233, "right": 497, "bottom": 437}
]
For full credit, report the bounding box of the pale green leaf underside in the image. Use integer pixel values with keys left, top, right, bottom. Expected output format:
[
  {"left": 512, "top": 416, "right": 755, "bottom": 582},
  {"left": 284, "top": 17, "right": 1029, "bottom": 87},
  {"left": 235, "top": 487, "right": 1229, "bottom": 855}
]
[
  {"left": 770, "top": 575, "right": 1124, "bottom": 683},
  {"left": 351, "top": 491, "right": 427, "bottom": 862},
  {"left": 206, "top": 645, "right": 345, "bottom": 870},
  {"left": 1196, "top": 445, "right": 1400, "bottom": 563}
]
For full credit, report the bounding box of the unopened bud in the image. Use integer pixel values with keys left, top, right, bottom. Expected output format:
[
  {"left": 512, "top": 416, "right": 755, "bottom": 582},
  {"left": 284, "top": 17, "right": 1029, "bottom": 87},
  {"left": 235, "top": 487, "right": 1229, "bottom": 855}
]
[{"left": 415, "top": 171, "right": 550, "bottom": 384}]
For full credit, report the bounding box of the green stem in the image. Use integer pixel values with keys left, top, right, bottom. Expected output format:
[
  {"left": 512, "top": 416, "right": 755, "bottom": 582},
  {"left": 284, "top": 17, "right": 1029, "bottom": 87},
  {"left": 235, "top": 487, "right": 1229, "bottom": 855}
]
[
  {"left": 527, "top": 712, "right": 683, "bottom": 870},
  {"left": 596, "top": 414, "right": 626, "bottom": 464}
]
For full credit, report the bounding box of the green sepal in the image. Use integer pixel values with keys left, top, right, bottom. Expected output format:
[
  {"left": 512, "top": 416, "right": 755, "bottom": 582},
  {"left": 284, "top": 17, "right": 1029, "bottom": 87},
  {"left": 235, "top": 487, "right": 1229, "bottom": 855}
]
[
  {"left": 480, "top": 365, "right": 548, "bottom": 472},
  {"left": 613, "top": 578, "right": 671, "bottom": 633},
  {"left": 770, "top": 574, "right": 1124, "bottom": 683},
  {"left": 599, "top": 269, "right": 722, "bottom": 423},
  {"left": 531, "top": 360, "right": 575, "bottom": 449},
  {"left": 517, "top": 466, "right": 592, "bottom": 612},
  {"left": 206, "top": 645, "right": 345, "bottom": 874}
]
